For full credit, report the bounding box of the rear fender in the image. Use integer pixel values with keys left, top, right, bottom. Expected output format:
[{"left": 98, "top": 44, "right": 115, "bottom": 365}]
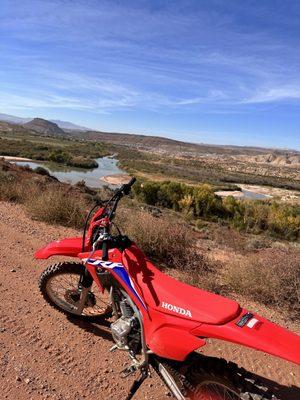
[
  {"left": 191, "top": 309, "right": 300, "bottom": 365},
  {"left": 35, "top": 237, "right": 87, "bottom": 259}
]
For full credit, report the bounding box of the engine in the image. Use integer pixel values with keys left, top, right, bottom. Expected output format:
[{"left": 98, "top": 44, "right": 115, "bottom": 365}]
[{"left": 111, "top": 298, "right": 141, "bottom": 353}]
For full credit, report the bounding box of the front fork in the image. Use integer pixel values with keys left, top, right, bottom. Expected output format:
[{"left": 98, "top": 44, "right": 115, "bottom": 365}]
[{"left": 76, "top": 267, "right": 94, "bottom": 315}]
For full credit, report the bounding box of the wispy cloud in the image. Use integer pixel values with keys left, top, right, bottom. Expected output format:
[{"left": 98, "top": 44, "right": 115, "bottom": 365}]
[
  {"left": 0, "top": 0, "right": 299, "bottom": 148},
  {"left": 242, "top": 86, "right": 300, "bottom": 104}
]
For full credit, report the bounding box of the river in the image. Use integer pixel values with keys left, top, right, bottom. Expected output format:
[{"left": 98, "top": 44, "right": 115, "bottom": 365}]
[
  {"left": 12, "top": 157, "right": 271, "bottom": 198},
  {"left": 14, "top": 157, "right": 124, "bottom": 188}
]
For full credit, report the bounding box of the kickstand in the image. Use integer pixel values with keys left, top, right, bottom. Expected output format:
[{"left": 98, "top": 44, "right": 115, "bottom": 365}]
[{"left": 124, "top": 368, "right": 149, "bottom": 400}]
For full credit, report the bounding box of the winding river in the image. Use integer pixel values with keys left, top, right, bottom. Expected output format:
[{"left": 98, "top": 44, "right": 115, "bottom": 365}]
[
  {"left": 14, "top": 157, "right": 124, "bottom": 188},
  {"left": 11, "top": 157, "right": 270, "bottom": 199}
]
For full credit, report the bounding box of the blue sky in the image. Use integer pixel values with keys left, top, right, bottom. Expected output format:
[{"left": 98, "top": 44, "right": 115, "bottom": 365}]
[{"left": 0, "top": 0, "right": 299, "bottom": 149}]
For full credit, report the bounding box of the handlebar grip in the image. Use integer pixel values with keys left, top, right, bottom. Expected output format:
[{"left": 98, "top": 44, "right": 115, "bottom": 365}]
[
  {"left": 102, "top": 240, "right": 109, "bottom": 261},
  {"left": 128, "top": 177, "right": 136, "bottom": 187},
  {"left": 122, "top": 177, "right": 136, "bottom": 195}
]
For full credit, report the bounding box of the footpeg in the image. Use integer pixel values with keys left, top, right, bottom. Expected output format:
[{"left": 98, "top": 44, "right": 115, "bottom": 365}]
[
  {"left": 120, "top": 364, "right": 138, "bottom": 378},
  {"left": 109, "top": 344, "right": 118, "bottom": 352}
]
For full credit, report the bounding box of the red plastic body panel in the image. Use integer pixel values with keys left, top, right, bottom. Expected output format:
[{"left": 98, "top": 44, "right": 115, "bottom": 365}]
[
  {"left": 37, "top": 237, "right": 300, "bottom": 364},
  {"left": 122, "top": 245, "right": 241, "bottom": 325},
  {"left": 148, "top": 326, "right": 205, "bottom": 360},
  {"left": 79, "top": 247, "right": 206, "bottom": 361},
  {"left": 191, "top": 310, "right": 300, "bottom": 365},
  {"left": 35, "top": 237, "right": 90, "bottom": 259}
]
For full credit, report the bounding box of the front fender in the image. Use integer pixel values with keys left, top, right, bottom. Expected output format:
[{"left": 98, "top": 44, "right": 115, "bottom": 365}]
[
  {"left": 191, "top": 309, "right": 300, "bottom": 365},
  {"left": 35, "top": 237, "right": 85, "bottom": 259}
]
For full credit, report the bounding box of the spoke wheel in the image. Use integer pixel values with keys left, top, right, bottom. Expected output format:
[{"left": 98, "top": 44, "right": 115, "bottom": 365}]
[
  {"left": 188, "top": 378, "right": 241, "bottom": 400},
  {"left": 39, "top": 262, "right": 112, "bottom": 319},
  {"left": 156, "top": 354, "right": 279, "bottom": 400},
  {"left": 180, "top": 354, "right": 279, "bottom": 399}
]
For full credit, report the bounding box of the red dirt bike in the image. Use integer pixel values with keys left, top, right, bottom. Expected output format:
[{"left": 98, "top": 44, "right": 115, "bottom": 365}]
[{"left": 36, "top": 177, "right": 300, "bottom": 400}]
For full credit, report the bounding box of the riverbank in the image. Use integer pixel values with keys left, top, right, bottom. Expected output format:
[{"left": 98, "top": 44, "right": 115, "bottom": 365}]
[
  {"left": 1, "top": 155, "right": 33, "bottom": 162},
  {"left": 215, "top": 184, "right": 300, "bottom": 203},
  {"left": 5, "top": 156, "right": 126, "bottom": 188},
  {"left": 101, "top": 173, "right": 131, "bottom": 185},
  {"left": 240, "top": 184, "right": 300, "bottom": 204}
]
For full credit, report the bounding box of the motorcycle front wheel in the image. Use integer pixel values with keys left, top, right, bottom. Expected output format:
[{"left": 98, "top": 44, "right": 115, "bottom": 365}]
[{"left": 39, "top": 262, "right": 112, "bottom": 319}]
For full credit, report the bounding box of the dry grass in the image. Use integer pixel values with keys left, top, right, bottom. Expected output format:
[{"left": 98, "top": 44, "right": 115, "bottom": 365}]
[
  {"left": 116, "top": 208, "right": 218, "bottom": 291},
  {"left": 0, "top": 172, "right": 30, "bottom": 203},
  {"left": 116, "top": 209, "right": 191, "bottom": 266},
  {"left": 224, "top": 248, "right": 300, "bottom": 318},
  {"left": 25, "top": 187, "right": 88, "bottom": 228},
  {"left": 0, "top": 170, "right": 88, "bottom": 228}
]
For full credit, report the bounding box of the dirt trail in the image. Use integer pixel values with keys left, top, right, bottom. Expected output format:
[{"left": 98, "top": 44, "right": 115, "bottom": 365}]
[{"left": 0, "top": 202, "right": 299, "bottom": 399}]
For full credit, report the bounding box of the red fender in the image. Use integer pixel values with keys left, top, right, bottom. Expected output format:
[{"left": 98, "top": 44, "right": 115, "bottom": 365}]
[
  {"left": 35, "top": 237, "right": 88, "bottom": 259},
  {"left": 191, "top": 309, "right": 300, "bottom": 365}
]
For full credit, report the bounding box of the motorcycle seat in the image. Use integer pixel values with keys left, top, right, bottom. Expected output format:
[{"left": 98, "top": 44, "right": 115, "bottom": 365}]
[{"left": 124, "top": 247, "right": 241, "bottom": 325}]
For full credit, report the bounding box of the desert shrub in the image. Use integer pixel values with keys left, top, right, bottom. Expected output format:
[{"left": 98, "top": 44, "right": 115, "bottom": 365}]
[
  {"left": 193, "top": 184, "right": 224, "bottom": 218},
  {"left": 117, "top": 209, "right": 203, "bottom": 266},
  {"left": 224, "top": 249, "right": 300, "bottom": 317},
  {"left": 25, "top": 187, "right": 87, "bottom": 228},
  {"left": 49, "top": 149, "right": 72, "bottom": 164},
  {"left": 267, "top": 203, "right": 300, "bottom": 241},
  {"left": 70, "top": 156, "right": 98, "bottom": 169},
  {"left": 134, "top": 180, "right": 300, "bottom": 241},
  {"left": 133, "top": 181, "right": 161, "bottom": 205},
  {"left": 116, "top": 209, "right": 191, "bottom": 266},
  {"left": 0, "top": 172, "right": 35, "bottom": 203},
  {"left": 245, "top": 236, "right": 270, "bottom": 250}
]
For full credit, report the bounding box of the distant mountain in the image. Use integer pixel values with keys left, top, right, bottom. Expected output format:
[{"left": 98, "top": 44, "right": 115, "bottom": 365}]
[
  {"left": 23, "top": 118, "right": 66, "bottom": 136},
  {"left": 50, "top": 119, "right": 87, "bottom": 130},
  {"left": 0, "top": 112, "right": 298, "bottom": 155},
  {"left": 0, "top": 113, "right": 86, "bottom": 131},
  {"left": 0, "top": 113, "right": 31, "bottom": 124}
]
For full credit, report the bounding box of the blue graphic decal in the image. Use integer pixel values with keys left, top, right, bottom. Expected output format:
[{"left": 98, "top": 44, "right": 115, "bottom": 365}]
[{"left": 85, "top": 258, "right": 147, "bottom": 310}]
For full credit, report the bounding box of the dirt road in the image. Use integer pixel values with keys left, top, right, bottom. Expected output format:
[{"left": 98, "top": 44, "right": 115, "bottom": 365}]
[{"left": 0, "top": 202, "right": 299, "bottom": 399}]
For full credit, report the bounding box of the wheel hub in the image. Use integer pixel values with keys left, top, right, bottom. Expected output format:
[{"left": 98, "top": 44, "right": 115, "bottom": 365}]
[{"left": 64, "top": 289, "right": 96, "bottom": 307}]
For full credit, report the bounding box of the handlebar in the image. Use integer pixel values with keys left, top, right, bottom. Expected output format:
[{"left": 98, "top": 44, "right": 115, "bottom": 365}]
[
  {"left": 106, "top": 176, "right": 136, "bottom": 220},
  {"left": 119, "top": 176, "right": 136, "bottom": 196}
]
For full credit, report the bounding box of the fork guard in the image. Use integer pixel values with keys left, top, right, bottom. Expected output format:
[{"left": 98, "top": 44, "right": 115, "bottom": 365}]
[{"left": 191, "top": 308, "right": 300, "bottom": 365}]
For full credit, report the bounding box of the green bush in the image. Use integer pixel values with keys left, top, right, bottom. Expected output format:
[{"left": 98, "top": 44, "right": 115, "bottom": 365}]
[
  {"left": 49, "top": 149, "right": 72, "bottom": 164},
  {"left": 133, "top": 180, "right": 300, "bottom": 241},
  {"left": 69, "top": 156, "right": 98, "bottom": 169}
]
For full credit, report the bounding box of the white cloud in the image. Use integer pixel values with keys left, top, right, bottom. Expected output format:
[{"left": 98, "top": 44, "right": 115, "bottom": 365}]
[{"left": 243, "top": 85, "right": 300, "bottom": 104}]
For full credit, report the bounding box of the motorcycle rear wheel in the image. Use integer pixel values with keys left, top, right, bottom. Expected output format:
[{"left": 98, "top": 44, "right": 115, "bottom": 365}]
[
  {"left": 39, "top": 262, "right": 112, "bottom": 319},
  {"left": 157, "top": 354, "right": 279, "bottom": 400}
]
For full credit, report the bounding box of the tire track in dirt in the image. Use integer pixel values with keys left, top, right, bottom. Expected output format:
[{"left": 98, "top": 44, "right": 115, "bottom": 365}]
[
  {"left": 0, "top": 202, "right": 167, "bottom": 400},
  {"left": 0, "top": 201, "right": 299, "bottom": 399}
]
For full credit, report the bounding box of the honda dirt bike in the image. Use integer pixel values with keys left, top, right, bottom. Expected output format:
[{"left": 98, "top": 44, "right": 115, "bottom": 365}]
[{"left": 36, "top": 177, "right": 300, "bottom": 400}]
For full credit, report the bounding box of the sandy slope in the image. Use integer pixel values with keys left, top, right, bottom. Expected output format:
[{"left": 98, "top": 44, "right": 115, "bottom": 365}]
[{"left": 0, "top": 201, "right": 299, "bottom": 399}]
